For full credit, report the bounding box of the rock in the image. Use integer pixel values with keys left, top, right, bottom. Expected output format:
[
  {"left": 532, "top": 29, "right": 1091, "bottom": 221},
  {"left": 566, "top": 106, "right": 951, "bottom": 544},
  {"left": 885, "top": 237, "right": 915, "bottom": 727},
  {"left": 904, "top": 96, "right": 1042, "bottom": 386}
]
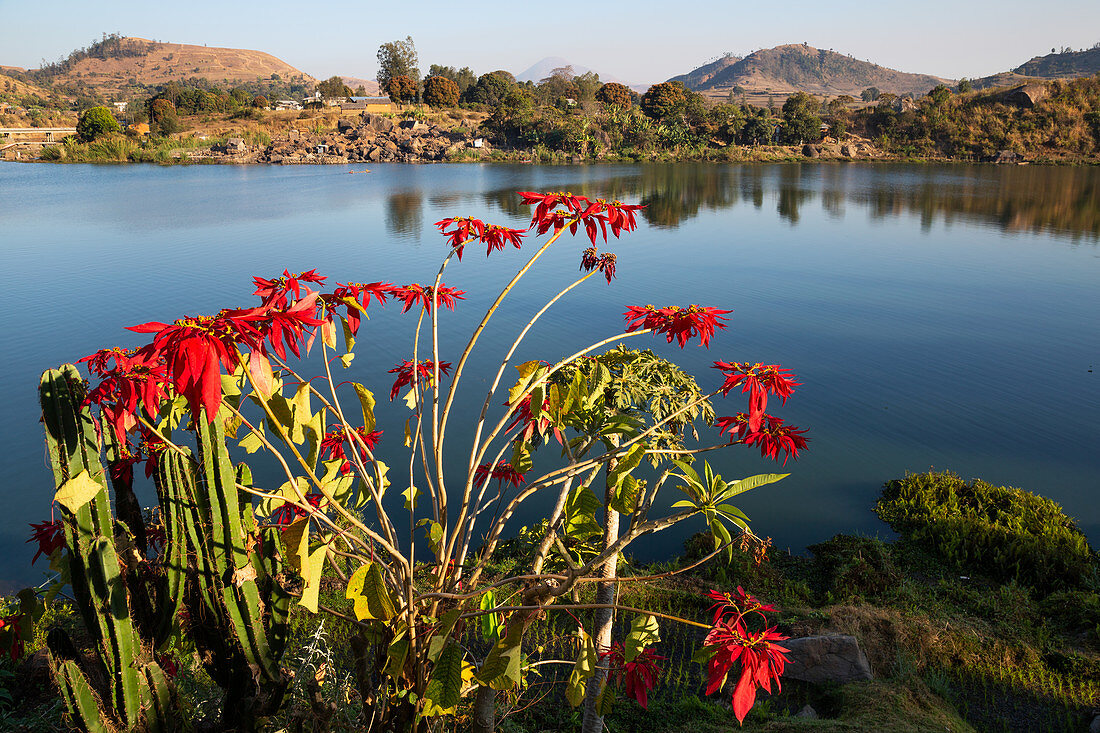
[
  {"left": 782, "top": 635, "right": 873, "bottom": 684},
  {"left": 802, "top": 144, "right": 820, "bottom": 158},
  {"left": 367, "top": 147, "right": 381, "bottom": 162},
  {"left": 794, "top": 704, "right": 818, "bottom": 720},
  {"left": 1001, "top": 83, "right": 1048, "bottom": 108},
  {"left": 363, "top": 114, "right": 394, "bottom": 133},
  {"left": 841, "top": 144, "right": 858, "bottom": 158},
  {"left": 336, "top": 119, "right": 354, "bottom": 133},
  {"left": 1089, "top": 713, "right": 1100, "bottom": 733},
  {"left": 269, "top": 154, "right": 284, "bottom": 164},
  {"left": 399, "top": 119, "right": 425, "bottom": 131}
]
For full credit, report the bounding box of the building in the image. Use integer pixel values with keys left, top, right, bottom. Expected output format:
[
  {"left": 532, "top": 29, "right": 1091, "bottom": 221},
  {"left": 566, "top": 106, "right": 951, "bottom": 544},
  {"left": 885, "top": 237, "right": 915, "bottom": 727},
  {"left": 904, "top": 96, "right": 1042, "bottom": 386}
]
[
  {"left": 340, "top": 96, "right": 394, "bottom": 113},
  {"left": 275, "top": 99, "right": 302, "bottom": 111}
]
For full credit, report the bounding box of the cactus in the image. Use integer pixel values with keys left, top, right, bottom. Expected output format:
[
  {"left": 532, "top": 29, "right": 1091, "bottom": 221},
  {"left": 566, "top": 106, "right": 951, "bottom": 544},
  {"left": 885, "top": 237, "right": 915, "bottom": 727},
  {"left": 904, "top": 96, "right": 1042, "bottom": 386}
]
[
  {"left": 41, "top": 366, "right": 291, "bottom": 731},
  {"left": 40, "top": 365, "right": 173, "bottom": 732}
]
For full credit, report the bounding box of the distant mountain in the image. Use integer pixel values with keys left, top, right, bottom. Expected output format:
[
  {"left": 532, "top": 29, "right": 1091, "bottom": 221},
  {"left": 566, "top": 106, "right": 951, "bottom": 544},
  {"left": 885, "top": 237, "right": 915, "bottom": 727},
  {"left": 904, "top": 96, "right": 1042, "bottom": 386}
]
[
  {"left": 671, "top": 44, "right": 952, "bottom": 98},
  {"left": 340, "top": 76, "right": 380, "bottom": 95},
  {"left": 1013, "top": 47, "right": 1100, "bottom": 78},
  {"left": 19, "top": 36, "right": 314, "bottom": 95},
  {"left": 515, "top": 56, "right": 646, "bottom": 91},
  {"left": 667, "top": 54, "right": 741, "bottom": 89}
]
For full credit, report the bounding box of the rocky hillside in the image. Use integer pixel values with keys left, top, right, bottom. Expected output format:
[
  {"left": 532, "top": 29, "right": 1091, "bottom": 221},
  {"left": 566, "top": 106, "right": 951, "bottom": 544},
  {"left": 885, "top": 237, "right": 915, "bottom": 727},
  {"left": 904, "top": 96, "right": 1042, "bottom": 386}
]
[
  {"left": 24, "top": 35, "right": 313, "bottom": 95},
  {"left": 667, "top": 54, "right": 742, "bottom": 89},
  {"left": 672, "top": 44, "right": 952, "bottom": 97},
  {"left": 1013, "top": 46, "right": 1100, "bottom": 78}
]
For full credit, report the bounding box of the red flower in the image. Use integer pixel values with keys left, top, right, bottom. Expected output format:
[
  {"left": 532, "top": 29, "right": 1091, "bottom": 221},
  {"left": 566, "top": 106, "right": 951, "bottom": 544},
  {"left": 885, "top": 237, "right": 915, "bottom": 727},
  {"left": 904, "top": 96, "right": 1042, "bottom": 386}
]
[
  {"left": 473, "top": 461, "right": 526, "bottom": 489},
  {"left": 0, "top": 613, "right": 27, "bottom": 661},
  {"left": 270, "top": 492, "right": 323, "bottom": 526},
  {"left": 320, "top": 426, "right": 383, "bottom": 473},
  {"left": 253, "top": 269, "right": 327, "bottom": 308},
  {"left": 713, "top": 362, "right": 800, "bottom": 433},
  {"left": 504, "top": 394, "right": 564, "bottom": 444},
  {"left": 326, "top": 281, "right": 396, "bottom": 335},
  {"left": 128, "top": 309, "right": 266, "bottom": 421},
  {"left": 624, "top": 305, "right": 731, "bottom": 348},
  {"left": 435, "top": 217, "right": 526, "bottom": 260},
  {"left": 580, "top": 247, "right": 617, "bottom": 284},
  {"left": 519, "top": 192, "right": 645, "bottom": 244},
  {"left": 388, "top": 359, "right": 453, "bottom": 400},
  {"left": 256, "top": 289, "right": 325, "bottom": 361},
  {"left": 702, "top": 588, "right": 789, "bottom": 724},
  {"left": 742, "top": 416, "right": 808, "bottom": 466},
  {"left": 601, "top": 642, "right": 665, "bottom": 709},
  {"left": 145, "top": 525, "right": 167, "bottom": 556},
  {"left": 81, "top": 348, "right": 170, "bottom": 443},
  {"left": 390, "top": 283, "right": 467, "bottom": 315},
  {"left": 27, "top": 520, "right": 65, "bottom": 565},
  {"left": 601, "top": 200, "right": 644, "bottom": 238}
]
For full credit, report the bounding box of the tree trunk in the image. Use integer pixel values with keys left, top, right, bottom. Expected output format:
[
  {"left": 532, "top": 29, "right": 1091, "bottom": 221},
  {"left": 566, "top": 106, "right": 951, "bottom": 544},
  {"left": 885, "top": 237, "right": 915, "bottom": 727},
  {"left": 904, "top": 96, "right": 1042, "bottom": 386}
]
[
  {"left": 470, "top": 684, "right": 496, "bottom": 733},
  {"left": 581, "top": 439, "right": 621, "bottom": 733}
]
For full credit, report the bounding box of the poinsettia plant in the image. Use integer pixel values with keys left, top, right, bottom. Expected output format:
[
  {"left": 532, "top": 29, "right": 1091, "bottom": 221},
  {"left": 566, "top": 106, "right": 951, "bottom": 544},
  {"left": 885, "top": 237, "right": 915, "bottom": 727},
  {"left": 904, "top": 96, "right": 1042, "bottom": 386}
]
[{"left": 30, "top": 190, "right": 805, "bottom": 732}]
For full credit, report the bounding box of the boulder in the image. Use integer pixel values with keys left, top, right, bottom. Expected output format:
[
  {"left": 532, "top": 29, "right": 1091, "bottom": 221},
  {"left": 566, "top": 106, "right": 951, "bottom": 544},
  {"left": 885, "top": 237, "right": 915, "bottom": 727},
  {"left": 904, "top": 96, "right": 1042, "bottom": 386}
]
[
  {"left": 1089, "top": 713, "right": 1100, "bottom": 733},
  {"left": 782, "top": 635, "right": 873, "bottom": 684},
  {"left": 841, "top": 144, "right": 858, "bottom": 158},
  {"left": 336, "top": 119, "right": 354, "bottom": 133},
  {"left": 794, "top": 704, "right": 818, "bottom": 720},
  {"left": 363, "top": 114, "right": 394, "bottom": 133},
  {"left": 1001, "top": 83, "right": 1048, "bottom": 108},
  {"left": 802, "top": 144, "right": 820, "bottom": 158}
]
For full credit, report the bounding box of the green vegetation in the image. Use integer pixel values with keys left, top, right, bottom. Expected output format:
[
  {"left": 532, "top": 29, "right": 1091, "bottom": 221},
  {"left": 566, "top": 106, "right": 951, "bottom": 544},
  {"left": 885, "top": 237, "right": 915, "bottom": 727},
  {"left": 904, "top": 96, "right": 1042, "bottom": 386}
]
[{"left": 75, "top": 105, "right": 120, "bottom": 141}]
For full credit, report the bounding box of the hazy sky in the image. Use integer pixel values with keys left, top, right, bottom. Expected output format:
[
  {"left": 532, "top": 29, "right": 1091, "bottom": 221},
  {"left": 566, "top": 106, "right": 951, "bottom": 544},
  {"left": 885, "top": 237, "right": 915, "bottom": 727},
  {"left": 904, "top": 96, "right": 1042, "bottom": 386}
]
[{"left": 1, "top": 0, "right": 1097, "bottom": 85}]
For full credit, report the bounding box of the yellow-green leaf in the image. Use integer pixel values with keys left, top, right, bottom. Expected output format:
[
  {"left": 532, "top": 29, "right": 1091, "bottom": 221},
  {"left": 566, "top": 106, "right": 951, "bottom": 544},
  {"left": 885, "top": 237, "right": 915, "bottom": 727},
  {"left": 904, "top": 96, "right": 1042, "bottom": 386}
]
[
  {"left": 623, "top": 614, "right": 660, "bottom": 663},
  {"left": 282, "top": 516, "right": 310, "bottom": 574},
  {"left": 339, "top": 353, "right": 355, "bottom": 368},
  {"left": 566, "top": 628, "right": 596, "bottom": 707},
  {"left": 54, "top": 470, "right": 104, "bottom": 513},
  {"left": 298, "top": 544, "right": 327, "bottom": 613},
  {"left": 423, "top": 642, "right": 464, "bottom": 714},
  {"left": 351, "top": 383, "right": 376, "bottom": 432}
]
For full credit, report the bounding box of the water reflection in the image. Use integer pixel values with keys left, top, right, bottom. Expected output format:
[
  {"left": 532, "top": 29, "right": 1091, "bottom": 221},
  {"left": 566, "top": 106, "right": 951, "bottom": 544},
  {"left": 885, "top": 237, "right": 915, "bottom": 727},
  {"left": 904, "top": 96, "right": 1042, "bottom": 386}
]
[
  {"left": 458, "top": 164, "right": 1100, "bottom": 239},
  {"left": 385, "top": 190, "right": 423, "bottom": 239}
]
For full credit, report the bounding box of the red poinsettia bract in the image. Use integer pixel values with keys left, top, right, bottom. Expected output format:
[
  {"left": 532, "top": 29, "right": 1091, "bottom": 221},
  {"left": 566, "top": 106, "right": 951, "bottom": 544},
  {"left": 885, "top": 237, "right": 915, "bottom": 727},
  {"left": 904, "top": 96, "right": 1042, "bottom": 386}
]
[
  {"left": 601, "top": 641, "right": 666, "bottom": 709},
  {"left": 270, "top": 492, "right": 324, "bottom": 526},
  {"left": 253, "top": 269, "right": 327, "bottom": 308},
  {"left": 473, "top": 461, "right": 526, "bottom": 490},
  {"left": 326, "top": 281, "right": 396, "bottom": 335},
  {"left": 80, "top": 347, "right": 170, "bottom": 442},
  {"left": 435, "top": 217, "right": 526, "bottom": 260},
  {"left": 388, "top": 359, "right": 453, "bottom": 400},
  {"left": 27, "top": 520, "right": 65, "bottom": 565},
  {"left": 713, "top": 361, "right": 800, "bottom": 433},
  {"left": 715, "top": 413, "right": 809, "bottom": 466},
  {"left": 624, "top": 305, "right": 731, "bottom": 348},
  {"left": 503, "top": 394, "right": 564, "bottom": 444},
  {"left": 702, "top": 587, "right": 789, "bottom": 724},
  {"left": 580, "top": 247, "right": 617, "bottom": 284},
  {"left": 320, "top": 426, "right": 383, "bottom": 473},
  {"left": 0, "top": 614, "right": 27, "bottom": 661},
  {"left": 518, "top": 192, "right": 644, "bottom": 244},
  {"left": 391, "top": 283, "right": 467, "bottom": 315}
]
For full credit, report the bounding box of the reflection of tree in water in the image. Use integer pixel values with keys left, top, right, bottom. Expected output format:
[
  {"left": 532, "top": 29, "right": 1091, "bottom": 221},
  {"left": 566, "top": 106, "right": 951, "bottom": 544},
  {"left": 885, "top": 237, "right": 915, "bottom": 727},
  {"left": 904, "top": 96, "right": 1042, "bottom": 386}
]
[
  {"left": 857, "top": 166, "right": 1099, "bottom": 241},
  {"left": 386, "top": 191, "right": 423, "bottom": 238},
  {"left": 775, "top": 165, "right": 816, "bottom": 225}
]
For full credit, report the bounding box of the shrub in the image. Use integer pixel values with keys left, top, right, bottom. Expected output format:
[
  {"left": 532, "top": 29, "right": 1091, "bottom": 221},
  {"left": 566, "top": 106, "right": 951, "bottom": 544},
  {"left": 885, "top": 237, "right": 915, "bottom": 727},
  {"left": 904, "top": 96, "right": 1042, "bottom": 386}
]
[
  {"left": 422, "top": 76, "right": 459, "bottom": 108},
  {"left": 809, "top": 534, "right": 900, "bottom": 601},
  {"left": 875, "top": 471, "right": 1098, "bottom": 590},
  {"left": 75, "top": 106, "right": 120, "bottom": 142}
]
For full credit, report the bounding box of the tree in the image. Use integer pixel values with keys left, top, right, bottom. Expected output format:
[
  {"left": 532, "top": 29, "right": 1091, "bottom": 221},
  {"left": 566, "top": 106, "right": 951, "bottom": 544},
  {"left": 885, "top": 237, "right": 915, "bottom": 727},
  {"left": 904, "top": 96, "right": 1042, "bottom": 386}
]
[
  {"left": 927, "top": 84, "right": 952, "bottom": 106},
  {"left": 429, "top": 64, "right": 477, "bottom": 95},
  {"left": 76, "top": 106, "right": 120, "bottom": 141},
  {"left": 147, "top": 98, "right": 180, "bottom": 136},
  {"left": 355, "top": 85, "right": 367, "bottom": 96},
  {"left": 466, "top": 71, "right": 515, "bottom": 107},
  {"left": 596, "top": 82, "right": 632, "bottom": 109},
  {"left": 386, "top": 74, "right": 418, "bottom": 104},
  {"left": 423, "top": 75, "right": 460, "bottom": 107},
  {"left": 640, "top": 82, "right": 685, "bottom": 121},
  {"left": 376, "top": 36, "right": 419, "bottom": 92},
  {"left": 782, "top": 92, "right": 822, "bottom": 144},
  {"left": 317, "top": 75, "right": 352, "bottom": 100},
  {"left": 957, "top": 78, "right": 973, "bottom": 94},
  {"left": 252, "top": 95, "right": 269, "bottom": 109},
  {"left": 861, "top": 86, "right": 881, "bottom": 102}
]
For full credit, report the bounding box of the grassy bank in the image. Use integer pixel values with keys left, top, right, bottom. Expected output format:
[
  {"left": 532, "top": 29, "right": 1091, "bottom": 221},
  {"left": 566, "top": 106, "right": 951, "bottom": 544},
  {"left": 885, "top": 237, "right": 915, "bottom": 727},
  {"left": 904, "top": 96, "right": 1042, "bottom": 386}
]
[{"left": 2, "top": 471, "right": 1097, "bottom": 731}]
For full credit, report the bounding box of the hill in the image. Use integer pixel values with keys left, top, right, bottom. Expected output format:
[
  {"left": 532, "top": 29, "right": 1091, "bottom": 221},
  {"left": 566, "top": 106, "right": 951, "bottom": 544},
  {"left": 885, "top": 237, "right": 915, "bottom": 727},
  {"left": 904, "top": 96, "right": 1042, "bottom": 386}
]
[
  {"left": 340, "top": 77, "right": 380, "bottom": 95},
  {"left": 0, "top": 71, "right": 56, "bottom": 102},
  {"left": 672, "top": 44, "right": 952, "bottom": 99},
  {"left": 1013, "top": 46, "right": 1100, "bottom": 78},
  {"left": 22, "top": 35, "right": 314, "bottom": 96},
  {"left": 667, "top": 54, "right": 742, "bottom": 89},
  {"left": 515, "top": 56, "right": 645, "bottom": 91}
]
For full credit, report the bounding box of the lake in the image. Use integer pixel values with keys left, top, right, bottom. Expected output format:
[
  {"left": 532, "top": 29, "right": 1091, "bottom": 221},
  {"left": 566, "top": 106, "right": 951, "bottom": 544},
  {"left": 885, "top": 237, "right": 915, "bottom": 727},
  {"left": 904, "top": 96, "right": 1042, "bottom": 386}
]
[{"left": 1, "top": 161, "right": 1098, "bottom": 592}]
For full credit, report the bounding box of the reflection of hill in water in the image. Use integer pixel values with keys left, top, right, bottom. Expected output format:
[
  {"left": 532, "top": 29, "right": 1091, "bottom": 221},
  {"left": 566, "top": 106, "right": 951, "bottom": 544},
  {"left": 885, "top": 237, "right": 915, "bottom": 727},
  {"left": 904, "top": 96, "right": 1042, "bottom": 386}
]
[{"left": 460, "top": 164, "right": 1099, "bottom": 241}]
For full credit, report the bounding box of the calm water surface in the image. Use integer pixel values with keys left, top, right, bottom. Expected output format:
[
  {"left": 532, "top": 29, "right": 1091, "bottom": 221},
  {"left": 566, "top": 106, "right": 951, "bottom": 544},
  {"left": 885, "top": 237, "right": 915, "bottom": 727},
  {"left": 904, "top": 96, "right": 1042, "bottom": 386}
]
[{"left": 1, "top": 162, "right": 1098, "bottom": 591}]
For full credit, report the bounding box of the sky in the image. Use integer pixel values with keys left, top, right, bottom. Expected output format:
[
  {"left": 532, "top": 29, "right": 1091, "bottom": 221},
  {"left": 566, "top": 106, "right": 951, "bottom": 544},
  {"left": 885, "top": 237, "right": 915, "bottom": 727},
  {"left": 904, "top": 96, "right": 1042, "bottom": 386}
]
[{"left": 1, "top": 0, "right": 1098, "bottom": 85}]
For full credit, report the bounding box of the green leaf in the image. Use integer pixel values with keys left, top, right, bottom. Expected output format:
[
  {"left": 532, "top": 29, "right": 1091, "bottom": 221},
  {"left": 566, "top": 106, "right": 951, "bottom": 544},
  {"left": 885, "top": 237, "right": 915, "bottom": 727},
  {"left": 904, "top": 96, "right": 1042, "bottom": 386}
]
[
  {"left": 565, "top": 628, "right": 596, "bottom": 707},
  {"left": 608, "top": 442, "right": 645, "bottom": 490},
  {"left": 385, "top": 629, "right": 410, "bottom": 680},
  {"left": 238, "top": 422, "right": 266, "bottom": 454},
  {"left": 346, "top": 562, "right": 396, "bottom": 621},
  {"left": 427, "top": 609, "right": 462, "bottom": 662},
  {"left": 282, "top": 516, "right": 310, "bottom": 574},
  {"left": 720, "top": 473, "right": 789, "bottom": 500},
  {"left": 611, "top": 473, "right": 645, "bottom": 515},
  {"left": 423, "top": 642, "right": 464, "bottom": 714},
  {"left": 54, "top": 470, "right": 104, "bottom": 513},
  {"left": 623, "top": 614, "right": 660, "bottom": 663},
  {"left": 418, "top": 519, "right": 443, "bottom": 557},
  {"left": 476, "top": 621, "right": 524, "bottom": 689},
  {"left": 510, "top": 440, "right": 533, "bottom": 474},
  {"left": 563, "top": 486, "right": 602, "bottom": 541},
  {"left": 402, "top": 484, "right": 420, "bottom": 511},
  {"left": 340, "top": 316, "right": 357, "bottom": 353},
  {"left": 339, "top": 352, "right": 355, "bottom": 368},
  {"left": 479, "top": 591, "right": 501, "bottom": 643}
]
